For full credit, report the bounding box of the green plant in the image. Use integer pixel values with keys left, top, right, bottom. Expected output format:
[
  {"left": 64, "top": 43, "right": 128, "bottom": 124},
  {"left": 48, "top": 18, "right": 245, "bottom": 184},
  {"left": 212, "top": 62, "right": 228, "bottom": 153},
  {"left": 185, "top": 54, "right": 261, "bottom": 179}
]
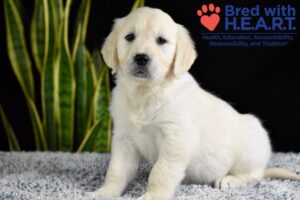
[{"left": 1, "top": 0, "right": 145, "bottom": 152}]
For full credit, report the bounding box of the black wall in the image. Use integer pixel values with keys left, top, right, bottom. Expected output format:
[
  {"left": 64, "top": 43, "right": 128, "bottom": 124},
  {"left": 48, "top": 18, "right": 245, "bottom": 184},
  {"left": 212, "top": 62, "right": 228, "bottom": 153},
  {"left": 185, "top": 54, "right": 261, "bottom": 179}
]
[{"left": 1, "top": 0, "right": 299, "bottom": 152}]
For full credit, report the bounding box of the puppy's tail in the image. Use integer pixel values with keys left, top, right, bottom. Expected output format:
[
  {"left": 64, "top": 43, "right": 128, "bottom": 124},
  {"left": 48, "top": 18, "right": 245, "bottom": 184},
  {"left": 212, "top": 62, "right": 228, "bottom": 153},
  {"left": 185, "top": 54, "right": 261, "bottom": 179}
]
[{"left": 264, "top": 168, "right": 300, "bottom": 180}]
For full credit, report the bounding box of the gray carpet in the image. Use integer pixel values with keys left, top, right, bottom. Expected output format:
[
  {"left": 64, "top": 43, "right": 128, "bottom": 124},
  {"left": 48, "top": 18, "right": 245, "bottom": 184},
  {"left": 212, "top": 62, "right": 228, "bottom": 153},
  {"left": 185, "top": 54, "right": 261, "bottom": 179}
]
[{"left": 0, "top": 152, "right": 299, "bottom": 200}]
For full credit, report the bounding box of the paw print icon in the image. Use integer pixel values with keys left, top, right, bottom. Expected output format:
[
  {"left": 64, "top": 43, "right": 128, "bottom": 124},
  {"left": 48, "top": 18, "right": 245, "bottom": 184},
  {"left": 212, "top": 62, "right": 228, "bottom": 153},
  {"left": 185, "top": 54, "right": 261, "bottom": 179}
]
[{"left": 197, "top": 3, "right": 221, "bottom": 31}]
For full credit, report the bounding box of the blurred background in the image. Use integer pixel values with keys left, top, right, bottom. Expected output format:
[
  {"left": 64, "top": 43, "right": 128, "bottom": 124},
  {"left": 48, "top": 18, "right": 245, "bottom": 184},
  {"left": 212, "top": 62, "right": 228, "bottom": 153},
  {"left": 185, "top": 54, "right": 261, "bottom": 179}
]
[{"left": 1, "top": 0, "right": 299, "bottom": 152}]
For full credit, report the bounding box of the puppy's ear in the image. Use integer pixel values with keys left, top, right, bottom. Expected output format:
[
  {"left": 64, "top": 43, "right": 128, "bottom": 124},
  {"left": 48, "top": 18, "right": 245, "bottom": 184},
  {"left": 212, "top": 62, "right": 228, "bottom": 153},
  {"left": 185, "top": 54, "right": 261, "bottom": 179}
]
[
  {"left": 101, "top": 18, "right": 123, "bottom": 74},
  {"left": 173, "top": 25, "right": 197, "bottom": 77}
]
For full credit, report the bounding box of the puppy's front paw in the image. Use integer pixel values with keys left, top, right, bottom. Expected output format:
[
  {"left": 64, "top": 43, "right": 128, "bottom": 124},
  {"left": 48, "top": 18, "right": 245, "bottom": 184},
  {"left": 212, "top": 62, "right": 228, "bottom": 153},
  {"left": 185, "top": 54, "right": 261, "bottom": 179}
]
[
  {"left": 137, "top": 194, "right": 151, "bottom": 200},
  {"left": 87, "top": 186, "right": 121, "bottom": 199},
  {"left": 137, "top": 193, "right": 169, "bottom": 200}
]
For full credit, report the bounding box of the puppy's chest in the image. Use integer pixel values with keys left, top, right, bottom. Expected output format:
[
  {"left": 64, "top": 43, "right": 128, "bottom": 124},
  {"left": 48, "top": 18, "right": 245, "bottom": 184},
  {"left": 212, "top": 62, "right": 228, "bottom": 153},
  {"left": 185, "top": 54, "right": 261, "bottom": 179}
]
[
  {"left": 127, "top": 108, "right": 165, "bottom": 162},
  {"left": 116, "top": 91, "right": 170, "bottom": 162},
  {"left": 133, "top": 124, "right": 163, "bottom": 162}
]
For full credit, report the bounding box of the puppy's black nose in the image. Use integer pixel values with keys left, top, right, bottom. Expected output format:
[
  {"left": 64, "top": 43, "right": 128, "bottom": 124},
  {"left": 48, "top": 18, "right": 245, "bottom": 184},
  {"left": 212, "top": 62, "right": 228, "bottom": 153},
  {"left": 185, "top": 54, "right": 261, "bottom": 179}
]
[{"left": 134, "top": 54, "right": 150, "bottom": 66}]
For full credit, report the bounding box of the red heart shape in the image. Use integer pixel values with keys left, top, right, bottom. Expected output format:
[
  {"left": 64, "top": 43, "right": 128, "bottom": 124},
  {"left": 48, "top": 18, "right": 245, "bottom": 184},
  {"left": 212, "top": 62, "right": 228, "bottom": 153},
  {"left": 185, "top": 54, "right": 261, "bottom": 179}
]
[{"left": 200, "top": 14, "right": 220, "bottom": 31}]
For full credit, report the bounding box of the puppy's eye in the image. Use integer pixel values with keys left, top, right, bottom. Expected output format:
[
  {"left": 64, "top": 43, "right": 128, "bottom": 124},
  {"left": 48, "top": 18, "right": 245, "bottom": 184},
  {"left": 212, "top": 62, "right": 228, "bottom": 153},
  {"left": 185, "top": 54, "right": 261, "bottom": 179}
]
[
  {"left": 125, "top": 33, "right": 135, "bottom": 42},
  {"left": 157, "top": 36, "right": 167, "bottom": 45}
]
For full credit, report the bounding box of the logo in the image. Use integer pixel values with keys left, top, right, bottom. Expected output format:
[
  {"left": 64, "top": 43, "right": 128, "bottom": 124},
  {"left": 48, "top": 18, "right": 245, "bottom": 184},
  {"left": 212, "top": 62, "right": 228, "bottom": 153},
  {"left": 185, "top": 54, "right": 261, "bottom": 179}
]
[
  {"left": 197, "top": 3, "right": 221, "bottom": 31},
  {"left": 196, "top": 3, "right": 297, "bottom": 47}
]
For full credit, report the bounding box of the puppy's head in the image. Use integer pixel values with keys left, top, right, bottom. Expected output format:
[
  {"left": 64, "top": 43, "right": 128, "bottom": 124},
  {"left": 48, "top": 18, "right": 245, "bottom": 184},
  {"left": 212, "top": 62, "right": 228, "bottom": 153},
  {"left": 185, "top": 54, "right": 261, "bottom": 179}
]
[{"left": 101, "top": 7, "right": 197, "bottom": 82}]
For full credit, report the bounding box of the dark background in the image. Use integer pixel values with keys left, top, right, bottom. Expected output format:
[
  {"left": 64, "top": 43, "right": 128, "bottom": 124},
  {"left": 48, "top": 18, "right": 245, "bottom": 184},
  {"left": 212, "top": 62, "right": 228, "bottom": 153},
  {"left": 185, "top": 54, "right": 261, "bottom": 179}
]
[{"left": 0, "top": 0, "right": 299, "bottom": 152}]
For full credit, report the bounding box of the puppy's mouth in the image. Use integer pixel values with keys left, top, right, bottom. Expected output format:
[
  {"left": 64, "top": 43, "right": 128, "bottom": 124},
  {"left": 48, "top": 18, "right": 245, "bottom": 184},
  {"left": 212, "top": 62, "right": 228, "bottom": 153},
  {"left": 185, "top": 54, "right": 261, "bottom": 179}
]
[{"left": 130, "top": 68, "right": 151, "bottom": 79}]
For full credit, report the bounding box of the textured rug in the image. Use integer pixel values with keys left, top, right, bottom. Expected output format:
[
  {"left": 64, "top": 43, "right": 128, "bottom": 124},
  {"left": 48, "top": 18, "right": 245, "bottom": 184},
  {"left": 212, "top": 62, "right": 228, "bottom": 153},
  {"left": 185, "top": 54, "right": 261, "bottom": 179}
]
[{"left": 0, "top": 152, "right": 299, "bottom": 200}]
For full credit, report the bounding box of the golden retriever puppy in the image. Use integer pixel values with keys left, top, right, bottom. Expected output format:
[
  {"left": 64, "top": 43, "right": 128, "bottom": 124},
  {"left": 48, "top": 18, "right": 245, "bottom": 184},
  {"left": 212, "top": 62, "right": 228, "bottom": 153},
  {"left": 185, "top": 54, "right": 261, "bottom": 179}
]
[{"left": 89, "top": 7, "right": 300, "bottom": 200}]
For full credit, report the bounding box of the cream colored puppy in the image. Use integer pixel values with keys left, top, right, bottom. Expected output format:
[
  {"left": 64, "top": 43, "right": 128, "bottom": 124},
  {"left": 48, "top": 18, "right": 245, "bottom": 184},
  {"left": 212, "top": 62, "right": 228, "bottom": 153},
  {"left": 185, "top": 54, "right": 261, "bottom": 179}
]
[{"left": 90, "top": 7, "right": 300, "bottom": 200}]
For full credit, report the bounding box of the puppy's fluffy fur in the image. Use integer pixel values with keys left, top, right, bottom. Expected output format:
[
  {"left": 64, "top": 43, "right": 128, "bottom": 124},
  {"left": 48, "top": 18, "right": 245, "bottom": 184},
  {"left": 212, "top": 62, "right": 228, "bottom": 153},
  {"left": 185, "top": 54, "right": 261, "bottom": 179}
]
[{"left": 90, "top": 7, "right": 300, "bottom": 200}]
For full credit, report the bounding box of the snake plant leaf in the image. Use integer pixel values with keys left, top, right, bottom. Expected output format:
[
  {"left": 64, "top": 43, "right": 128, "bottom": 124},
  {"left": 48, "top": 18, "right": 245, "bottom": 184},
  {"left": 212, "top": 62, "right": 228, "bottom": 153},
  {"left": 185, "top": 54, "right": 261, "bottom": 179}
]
[
  {"left": 72, "top": 25, "right": 87, "bottom": 148},
  {"left": 93, "top": 67, "right": 112, "bottom": 152},
  {"left": 131, "top": 0, "right": 140, "bottom": 11},
  {"left": 92, "top": 50, "right": 106, "bottom": 78},
  {"left": 31, "top": 0, "right": 48, "bottom": 74},
  {"left": 73, "top": 0, "right": 91, "bottom": 44},
  {"left": 13, "top": 0, "right": 27, "bottom": 25},
  {"left": 93, "top": 110, "right": 112, "bottom": 152},
  {"left": 71, "top": 0, "right": 93, "bottom": 147},
  {"left": 85, "top": 49, "right": 97, "bottom": 129},
  {"left": 94, "top": 67, "right": 109, "bottom": 121},
  {"left": 0, "top": 105, "right": 21, "bottom": 151},
  {"left": 56, "top": 0, "right": 75, "bottom": 151},
  {"left": 4, "top": 0, "right": 35, "bottom": 101},
  {"left": 85, "top": 50, "right": 97, "bottom": 90},
  {"left": 54, "top": 0, "right": 63, "bottom": 27},
  {"left": 41, "top": 0, "right": 58, "bottom": 150},
  {"left": 131, "top": 0, "right": 145, "bottom": 11},
  {"left": 77, "top": 119, "right": 102, "bottom": 152},
  {"left": 27, "top": 98, "right": 48, "bottom": 150}
]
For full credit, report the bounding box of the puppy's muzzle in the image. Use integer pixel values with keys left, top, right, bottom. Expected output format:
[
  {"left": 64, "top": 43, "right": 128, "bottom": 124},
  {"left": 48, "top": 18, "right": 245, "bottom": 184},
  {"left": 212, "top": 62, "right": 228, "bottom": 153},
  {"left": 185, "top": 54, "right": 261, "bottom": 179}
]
[{"left": 131, "top": 53, "right": 152, "bottom": 79}]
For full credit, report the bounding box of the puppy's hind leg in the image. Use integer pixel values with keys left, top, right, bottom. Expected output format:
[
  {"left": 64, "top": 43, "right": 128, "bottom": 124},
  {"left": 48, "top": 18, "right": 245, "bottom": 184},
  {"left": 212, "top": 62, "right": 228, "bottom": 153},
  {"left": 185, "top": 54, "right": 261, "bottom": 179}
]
[{"left": 214, "top": 114, "right": 271, "bottom": 189}]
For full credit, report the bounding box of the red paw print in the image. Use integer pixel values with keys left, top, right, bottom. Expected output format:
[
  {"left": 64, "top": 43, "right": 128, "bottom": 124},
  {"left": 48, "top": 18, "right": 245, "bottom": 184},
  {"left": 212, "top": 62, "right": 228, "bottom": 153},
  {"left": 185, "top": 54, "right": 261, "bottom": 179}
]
[{"left": 197, "top": 3, "right": 221, "bottom": 31}]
